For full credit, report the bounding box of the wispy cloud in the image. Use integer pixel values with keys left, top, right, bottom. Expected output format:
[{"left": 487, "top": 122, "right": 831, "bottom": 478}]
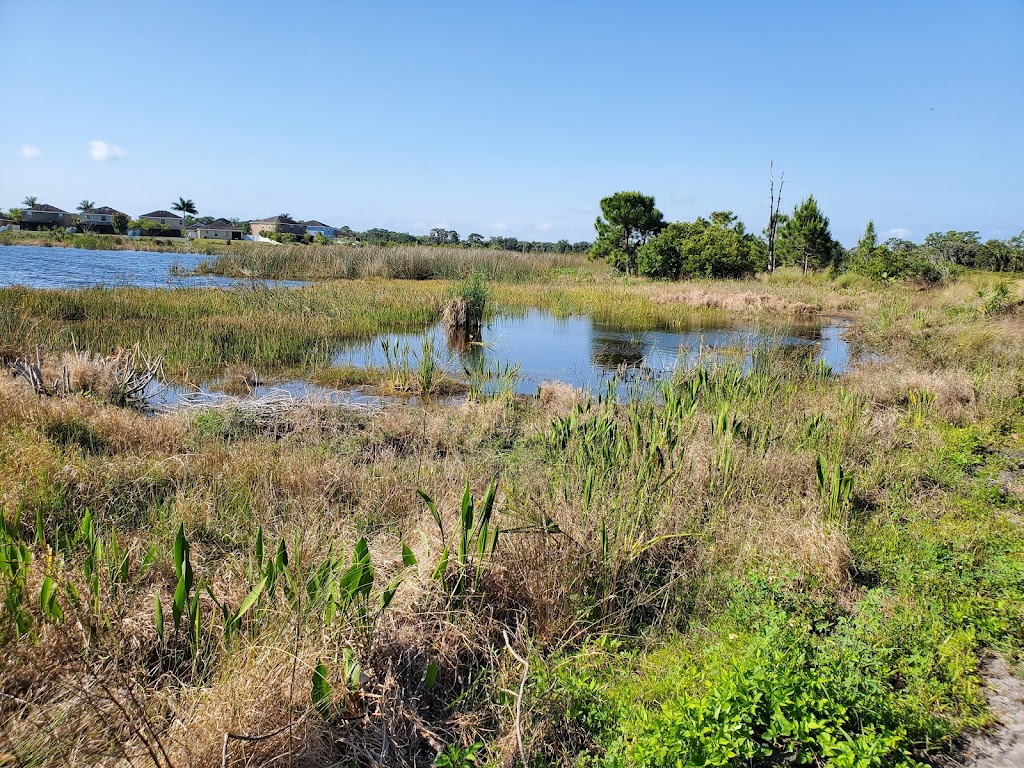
[
  {"left": 884, "top": 227, "right": 912, "bottom": 239},
  {"left": 538, "top": 221, "right": 554, "bottom": 232},
  {"left": 20, "top": 144, "right": 42, "bottom": 159},
  {"left": 88, "top": 140, "right": 125, "bottom": 161}
]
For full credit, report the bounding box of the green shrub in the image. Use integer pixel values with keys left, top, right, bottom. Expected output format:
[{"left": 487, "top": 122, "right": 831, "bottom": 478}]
[{"left": 638, "top": 218, "right": 760, "bottom": 280}]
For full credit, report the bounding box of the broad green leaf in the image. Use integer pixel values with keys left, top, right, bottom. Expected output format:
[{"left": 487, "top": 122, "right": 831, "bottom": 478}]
[{"left": 311, "top": 662, "right": 331, "bottom": 718}]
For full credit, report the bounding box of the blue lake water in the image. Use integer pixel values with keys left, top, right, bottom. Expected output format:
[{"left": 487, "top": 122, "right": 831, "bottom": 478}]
[{"left": 0, "top": 245, "right": 304, "bottom": 289}]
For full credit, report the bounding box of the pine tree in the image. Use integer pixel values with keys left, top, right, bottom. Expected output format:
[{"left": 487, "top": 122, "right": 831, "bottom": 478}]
[
  {"left": 777, "top": 195, "right": 840, "bottom": 273},
  {"left": 856, "top": 220, "right": 877, "bottom": 257}
]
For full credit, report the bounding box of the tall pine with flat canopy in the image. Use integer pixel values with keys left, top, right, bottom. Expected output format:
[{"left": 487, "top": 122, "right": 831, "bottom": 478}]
[
  {"left": 590, "top": 191, "right": 665, "bottom": 275},
  {"left": 777, "top": 195, "right": 841, "bottom": 273}
]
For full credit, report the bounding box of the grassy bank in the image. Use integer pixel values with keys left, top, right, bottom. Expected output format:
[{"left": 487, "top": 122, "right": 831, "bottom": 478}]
[
  {"left": 0, "top": 229, "right": 224, "bottom": 254},
  {"left": 192, "top": 242, "right": 593, "bottom": 282},
  {"left": 0, "top": 275, "right": 1022, "bottom": 766},
  {"left": 0, "top": 281, "right": 447, "bottom": 380}
]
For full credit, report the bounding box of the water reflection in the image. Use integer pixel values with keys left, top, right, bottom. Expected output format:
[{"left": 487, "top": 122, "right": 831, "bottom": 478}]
[
  {"left": 332, "top": 310, "right": 851, "bottom": 396},
  {"left": 590, "top": 330, "right": 647, "bottom": 369}
]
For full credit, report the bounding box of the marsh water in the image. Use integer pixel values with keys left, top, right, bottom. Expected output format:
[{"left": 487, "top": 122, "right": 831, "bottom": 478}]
[
  {"left": 333, "top": 310, "right": 851, "bottom": 397},
  {"left": 0, "top": 244, "right": 304, "bottom": 289},
  {"left": 3, "top": 245, "right": 852, "bottom": 404}
]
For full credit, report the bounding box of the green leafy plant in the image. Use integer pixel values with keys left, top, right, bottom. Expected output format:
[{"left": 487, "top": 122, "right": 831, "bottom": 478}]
[
  {"left": 419, "top": 478, "right": 500, "bottom": 600},
  {"left": 434, "top": 741, "right": 483, "bottom": 768},
  {"left": 816, "top": 455, "right": 854, "bottom": 522}
]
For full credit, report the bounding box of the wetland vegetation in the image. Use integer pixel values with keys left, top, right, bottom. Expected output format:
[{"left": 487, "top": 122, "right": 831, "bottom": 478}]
[{"left": 1, "top": 236, "right": 1023, "bottom": 767}]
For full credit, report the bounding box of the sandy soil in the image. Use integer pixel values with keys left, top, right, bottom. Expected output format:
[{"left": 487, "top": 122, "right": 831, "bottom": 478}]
[{"left": 962, "top": 657, "right": 1024, "bottom": 768}]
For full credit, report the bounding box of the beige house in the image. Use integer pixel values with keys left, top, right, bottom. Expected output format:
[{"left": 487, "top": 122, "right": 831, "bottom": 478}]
[
  {"left": 139, "top": 210, "right": 184, "bottom": 236},
  {"left": 189, "top": 218, "right": 242, "bottom": 241},
  {"left": 250, "top": 216, "right": 306, "bottom": 238},
  {"left": 78, "top": 206, "right": 125, "bottom": 233}
]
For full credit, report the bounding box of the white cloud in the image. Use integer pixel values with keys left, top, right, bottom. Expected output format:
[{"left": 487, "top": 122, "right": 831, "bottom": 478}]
[
  {"left": 494, "top": 222, "right": 509, "bottom": 232},
  {"left": 88, "top": 140, "right": 125, "bottom": 161},
  {"left": 884, "top": 227, "right": 912, "bottom": 240},
  {"left": 538, "top": 222, "right": 554, "bottom": 232},
  {"left": 20, "top": 144, "right": 42, "bottom": 159}
]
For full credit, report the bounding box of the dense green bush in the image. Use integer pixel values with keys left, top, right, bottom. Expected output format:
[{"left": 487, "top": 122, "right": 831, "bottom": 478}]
[
  {"left": 637, "top": 215, "right": 761, "bottom": 279},
  {"left": 849, "top": 245, "right": 951, "bottom": 284}
]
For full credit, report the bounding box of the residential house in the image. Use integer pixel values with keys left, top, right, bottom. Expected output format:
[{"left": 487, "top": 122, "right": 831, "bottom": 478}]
[
  {"left": 139, "top": 210, "right": 184, "bottom": 236},
  {"left": 78, "top": 206, "right": 126, "bottom": 234},
  {"left": 20, "top": 203, "right": 76, "bottom": 231},
  {"left": 188, "top": 218, "right": 242, "bottom": 241},
  {"left": 302, "top": 220, "right": 335, "bottom": 239},
  {"left": 250, "top": 216, "right": 306, "bottom": 239}
]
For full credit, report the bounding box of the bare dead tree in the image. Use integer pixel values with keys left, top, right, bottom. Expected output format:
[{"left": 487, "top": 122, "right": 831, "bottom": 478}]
[{"left": 766, "top": 161, "right": 785, "bottom": 273}]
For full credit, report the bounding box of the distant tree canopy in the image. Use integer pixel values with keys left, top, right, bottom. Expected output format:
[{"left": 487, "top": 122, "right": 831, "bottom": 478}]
[
  {"left": 849, "top": 227, "right": 1024, "bottom": 281},
  {"left": 590, "top": 191, "right": 666, "bottom": 275},
  {"left": 359, "top": 228, "right": 420, "bottom": 246},
  {"left": 638, "top": 212, "right": 763, "bottom": 279}
]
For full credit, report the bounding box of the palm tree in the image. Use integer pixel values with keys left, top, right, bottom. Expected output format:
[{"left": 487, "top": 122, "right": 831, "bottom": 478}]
[
  {"left": 171, "top": 197, "right": 198, "bottom": 224},
  {"left": 77, "top": 199, "right": 96, "bottom": 231},
  {"left": 22, "top": 195, "right": 37, "bottom": 209}
]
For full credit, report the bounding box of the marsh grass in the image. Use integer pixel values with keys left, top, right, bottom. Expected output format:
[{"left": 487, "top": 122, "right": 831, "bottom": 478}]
[
  {"left": 1, "top": 273, "right": 1023, "bottom": 766},
  {"left": 194, "top": 242, "right": 591, "bottom": 282},
  {"left": 0, "top": 281, "right": 446, "bottom": 379}
]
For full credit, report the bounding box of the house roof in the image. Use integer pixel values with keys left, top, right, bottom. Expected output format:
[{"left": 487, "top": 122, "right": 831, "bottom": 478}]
[
  {"left": 303, "top": 219, "right": 331, "bottom": 228},
  {"left": 92, "top": 206, "right": 124, "bottom": 216},
  {"left": 200, "top": 218, "right": 241, "bottom": 230},
  {"left": 140, "top": 210, "right": 181, "bottom": 219},
  {"left": 251, "top": 216, "right": 299, "bottom": 225},
  {"left": 29, "top": 203, "right": 67, "bottom": 213}
]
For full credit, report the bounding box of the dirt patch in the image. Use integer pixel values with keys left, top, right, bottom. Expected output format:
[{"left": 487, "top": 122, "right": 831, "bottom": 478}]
[
  {"left": 962, "top": 657, "right": 1024, "bottom": 767},
  {"left": 996, "top": 451, "right": 1024, "bottom": 499}
]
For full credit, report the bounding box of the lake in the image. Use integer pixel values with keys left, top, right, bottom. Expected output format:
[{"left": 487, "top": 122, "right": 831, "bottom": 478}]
[{"left": 0, "top": 244, "right": 303, "bottom": 289}]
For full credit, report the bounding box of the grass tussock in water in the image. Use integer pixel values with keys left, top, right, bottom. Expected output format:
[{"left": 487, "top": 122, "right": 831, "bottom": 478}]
[{"left": 0, "top": 274, "right": 1023, "bottom": 766}]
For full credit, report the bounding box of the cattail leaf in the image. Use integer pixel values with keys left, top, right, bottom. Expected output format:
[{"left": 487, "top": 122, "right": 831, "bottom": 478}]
[
  {"left": 311, "top": 662, "right": 331, "bottom": 718},
  {"left": 402, "top": 544, "right": 417, "bottom": 568},
  {"left": 154, "top": 593, "right": 164, "bottom": 641}
]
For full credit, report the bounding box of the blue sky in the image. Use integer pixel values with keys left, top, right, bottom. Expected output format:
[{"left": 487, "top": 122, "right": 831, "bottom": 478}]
[{"left": 1, "top": 0, "right": 1021, "bottom": 245}]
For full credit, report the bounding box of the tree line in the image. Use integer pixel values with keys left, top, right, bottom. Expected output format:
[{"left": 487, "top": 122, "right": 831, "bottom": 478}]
[{"left": 589, "top": 190, "right": 1024, "bottom": 281}]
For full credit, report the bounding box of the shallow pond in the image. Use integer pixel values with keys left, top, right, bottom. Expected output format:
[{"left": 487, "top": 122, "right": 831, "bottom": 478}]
[
  {"left": 0, "top": 245, "right": 303, "bottom": 289},
  {"left": 333, "top": 310, "right": 852, "bottom": 397}
]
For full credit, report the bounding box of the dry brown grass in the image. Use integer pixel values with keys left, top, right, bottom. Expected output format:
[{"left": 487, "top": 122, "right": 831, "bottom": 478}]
[
  {"left": 845, "top": 363, "right": 978, "bottom": 424},
  {"left": 648, "top": 286, "right": 822, "bottom": 315},
  {"left": 3, "top": 273, "right": 1024, "bottom": 766}
]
